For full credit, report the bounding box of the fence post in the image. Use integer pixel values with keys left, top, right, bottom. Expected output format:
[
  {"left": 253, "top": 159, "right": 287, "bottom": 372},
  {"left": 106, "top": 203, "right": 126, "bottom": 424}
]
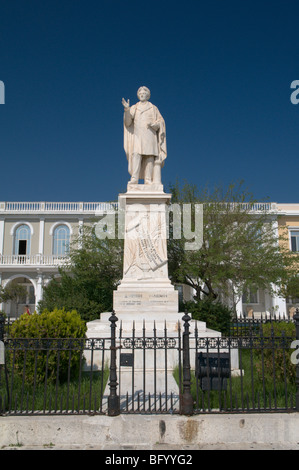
[
  {"left": 108, "top": 310, "right": 120, "bottom": 416},
  {"left": 294, "top": 308, "right": 299, "bottom": 412},
  {"left": 180, "top": 311, "right": 194, "bottom": 415}
]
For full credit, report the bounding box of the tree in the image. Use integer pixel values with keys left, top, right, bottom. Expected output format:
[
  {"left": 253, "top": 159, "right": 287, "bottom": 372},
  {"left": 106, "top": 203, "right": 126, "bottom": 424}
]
[
  {"left": 282, "top": 275, "right": 299, "bottom": 301},
  {"left": 38, "top": 224, "right": 123, "bottom": 322},
  {"left": 0, "top": 284, "right": 27, "bottom": 303},
  {"left": 167, "top": 180, "right": 299, "bottom": 311}
]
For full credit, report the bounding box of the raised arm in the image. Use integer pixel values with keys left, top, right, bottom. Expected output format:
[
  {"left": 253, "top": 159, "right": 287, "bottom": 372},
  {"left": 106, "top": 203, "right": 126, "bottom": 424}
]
[{"left": 122, "top": 98, "right": 133, "bottom": 127}]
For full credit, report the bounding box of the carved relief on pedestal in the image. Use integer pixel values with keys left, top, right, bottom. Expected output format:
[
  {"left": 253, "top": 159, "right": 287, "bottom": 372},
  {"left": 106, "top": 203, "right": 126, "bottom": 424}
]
[{"left": 123, "top": 208, "right": 168, "bottom": 281}]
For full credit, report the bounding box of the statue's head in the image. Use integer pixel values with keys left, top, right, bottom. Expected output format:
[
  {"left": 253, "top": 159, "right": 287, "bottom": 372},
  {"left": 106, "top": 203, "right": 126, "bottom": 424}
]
[{"left": 137, "top": 86, "right": 150, "bottom": 102}]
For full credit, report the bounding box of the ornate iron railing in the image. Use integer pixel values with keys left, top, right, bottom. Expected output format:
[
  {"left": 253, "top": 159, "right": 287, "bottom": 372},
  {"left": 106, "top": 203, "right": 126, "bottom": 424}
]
[{"left": 0, "top": 310, "right": 298, "bottom": 416}]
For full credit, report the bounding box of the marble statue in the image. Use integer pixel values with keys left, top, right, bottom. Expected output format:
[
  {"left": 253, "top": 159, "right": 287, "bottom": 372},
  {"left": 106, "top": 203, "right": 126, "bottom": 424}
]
[{"left": 122, "top": 86, "right": 167, "bottom": 185}]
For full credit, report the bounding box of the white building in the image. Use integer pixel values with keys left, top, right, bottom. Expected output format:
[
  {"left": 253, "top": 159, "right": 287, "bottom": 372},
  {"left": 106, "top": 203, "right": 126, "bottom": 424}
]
[
  {"left": 0, "top": 200, "right": 298, "bottom": 318},
  {"left": 0, "top": 201, "right": 116, "bottom": 316}
]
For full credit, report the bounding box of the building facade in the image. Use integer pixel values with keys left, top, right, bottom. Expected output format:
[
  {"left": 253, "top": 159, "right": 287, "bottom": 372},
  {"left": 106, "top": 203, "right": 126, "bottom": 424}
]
[
  {"left": 0, "top": 201, "right": 298, "bottom": 318},
  {"left": 0, "top": 201, "right": 116, "bottom": 316}
]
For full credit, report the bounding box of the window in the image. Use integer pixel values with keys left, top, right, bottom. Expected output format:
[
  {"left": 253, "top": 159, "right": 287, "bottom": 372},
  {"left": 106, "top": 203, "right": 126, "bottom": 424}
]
[
  {"left": 175, "top": 285, "right": 184, "bottom": 304},
  {"left": 28, "top": 285, "right": 35, "bottom": 304},
  {"left": 14, "top": 224, "right": 31, "bottom": 255},
  {"left": 290, "top": 231, "right": 299, "bottom": 252},
  {"left": 242, "top": 287, "right": 259, "bottom": 304},
  {"left": 53, "top": 225, "right": 70, "bottom": 256}
]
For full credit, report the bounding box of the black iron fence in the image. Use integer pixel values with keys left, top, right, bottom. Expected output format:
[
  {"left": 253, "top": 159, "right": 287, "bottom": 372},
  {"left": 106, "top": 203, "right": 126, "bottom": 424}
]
[
  {"left": 229, "top": 311, "right": 295, "bottom": 337},
  {"left": 0, "top": 337, "right": 109, "bottom": 415},
  {"left": 0, "top": 310, "right": 299, "bottom": 416}
]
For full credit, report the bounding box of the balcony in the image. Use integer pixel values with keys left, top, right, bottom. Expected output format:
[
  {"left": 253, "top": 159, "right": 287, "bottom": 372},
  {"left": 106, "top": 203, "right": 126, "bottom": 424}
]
[
  {"left": 0, "top": 201, "right": 279, "bottom": 215},
  {"left": 0, "top": 254, "right": 69, "bottom": 268},
  {"left": 0, "top": 201, "right": 118, "bottom": 214}
]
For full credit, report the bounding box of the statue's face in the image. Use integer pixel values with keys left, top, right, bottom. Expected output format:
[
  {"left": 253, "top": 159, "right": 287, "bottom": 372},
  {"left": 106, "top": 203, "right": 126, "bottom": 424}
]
[{"left": 137, "top": 87, "right": 150, "bottom": 102}]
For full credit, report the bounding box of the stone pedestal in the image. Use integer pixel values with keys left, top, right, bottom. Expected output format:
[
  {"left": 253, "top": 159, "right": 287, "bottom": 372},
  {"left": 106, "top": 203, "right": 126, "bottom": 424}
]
[
  {"left": 86, "top": 182, "right": 221, "bottom": 336},
  {"left": 112, "top": 184, "right": 180, "bottom": 328}
]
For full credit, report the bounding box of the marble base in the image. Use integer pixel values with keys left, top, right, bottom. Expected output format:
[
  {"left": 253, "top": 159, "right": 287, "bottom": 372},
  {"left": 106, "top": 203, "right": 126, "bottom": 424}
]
[
  {"left": 113, "top": 287, "right": 179, "bottom": 317},
  {"left": 86, "top": 308, "right": 219, "bottom": 335},
  {"left": 127, "top": 182, "right": 164, "bottom": 193}
]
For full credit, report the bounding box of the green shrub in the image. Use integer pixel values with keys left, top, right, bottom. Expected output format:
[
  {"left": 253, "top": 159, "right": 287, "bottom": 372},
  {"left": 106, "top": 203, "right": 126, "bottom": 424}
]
[
  {"left": 254, "top": 322, "right": 296, "bottom": 386},
  {"left": 184, "top": 299, "right": 233, "bottom": 334},
  {"left": 8, "top": 308, "right": 87, "bottom": 385}
]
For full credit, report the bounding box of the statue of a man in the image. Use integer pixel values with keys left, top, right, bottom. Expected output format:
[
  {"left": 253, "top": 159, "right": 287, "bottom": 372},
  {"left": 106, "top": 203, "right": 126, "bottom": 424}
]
[{"left": 122, "top": 86, "right": 167, "bottom": 185}]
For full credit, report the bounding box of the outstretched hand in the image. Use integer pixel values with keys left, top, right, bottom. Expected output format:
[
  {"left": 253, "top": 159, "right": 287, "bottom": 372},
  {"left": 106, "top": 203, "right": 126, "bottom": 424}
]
[{"left": 122, "top": 98, "right": 130, "bottom": 109}]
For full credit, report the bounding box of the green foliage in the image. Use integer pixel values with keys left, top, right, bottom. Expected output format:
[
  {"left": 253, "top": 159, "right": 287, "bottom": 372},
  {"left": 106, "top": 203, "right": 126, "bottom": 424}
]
[
  {"left": 38, "top": 224, "right": 123, "bottom": 321},
  {"left": 254, "top": 322, "right": 296, "bottom": 386},
  {"left": 8, "top": 308, "right": 87, "bottom": 385},
  {"left": 184, "top": 299, "right": 233, "bottom": 334},
  {"left": 173, "top": 321, "right": 297, "bottom": 410},
  {"left": 168, "top": 180, "right": 299, "bottom": 306},
  {"left": 284, "top": 275, "right": 299, "bottom": 300},
  {"left": 260, "top": 321, "right": 296, "bottom": 337},
  {"left": 0, "top": 284, "right": 27, "bottom": 303},
  {"left": 38, "top": 271, "right": 108, "bottom": 322},
  {"left": 10, "top": 308, "right": 87, "bottom": 338}
]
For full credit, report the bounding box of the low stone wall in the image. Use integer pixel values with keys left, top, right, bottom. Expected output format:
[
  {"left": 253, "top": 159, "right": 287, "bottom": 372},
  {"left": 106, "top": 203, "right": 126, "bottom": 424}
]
[{"left": 1, "top": 413, "right": 299, "bottom": 449}]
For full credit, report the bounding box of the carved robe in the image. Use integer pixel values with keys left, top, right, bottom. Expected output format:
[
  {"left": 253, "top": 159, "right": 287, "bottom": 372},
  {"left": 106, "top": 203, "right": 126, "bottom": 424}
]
[{"left": 123, "top": 101, "right": 167, "bottom": 180}]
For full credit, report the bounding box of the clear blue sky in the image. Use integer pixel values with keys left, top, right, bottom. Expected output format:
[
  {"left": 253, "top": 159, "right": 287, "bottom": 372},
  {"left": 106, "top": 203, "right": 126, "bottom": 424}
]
[{"left": 0, "top": 0, "right": 298, "bottom": 203}]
